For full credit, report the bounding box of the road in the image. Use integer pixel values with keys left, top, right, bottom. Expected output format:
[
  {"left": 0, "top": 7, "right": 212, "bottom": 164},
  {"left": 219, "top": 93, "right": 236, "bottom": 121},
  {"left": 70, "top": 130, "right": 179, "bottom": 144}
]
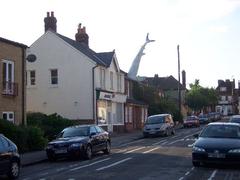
[{"left": 19, "top": 125, "right": 240, "bottom": 180}]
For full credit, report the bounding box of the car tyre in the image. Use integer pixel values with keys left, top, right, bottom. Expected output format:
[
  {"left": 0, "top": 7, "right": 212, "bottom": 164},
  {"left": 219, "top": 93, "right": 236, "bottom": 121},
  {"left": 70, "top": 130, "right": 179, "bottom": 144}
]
[
  {"left": 85, "top": 145, "right": 92, "bottom": 160},
  {"left": 192, "top": 161, "right": 201, "bottom": 167},
  {"left": 8, "top": 161, "right": 20, "bottom": 179},
  {"left": 47, "top": 154, "right": 56, "bottom": 162},
  {"left": 103, "top": 141, "right": 111, "bottom": 154}
]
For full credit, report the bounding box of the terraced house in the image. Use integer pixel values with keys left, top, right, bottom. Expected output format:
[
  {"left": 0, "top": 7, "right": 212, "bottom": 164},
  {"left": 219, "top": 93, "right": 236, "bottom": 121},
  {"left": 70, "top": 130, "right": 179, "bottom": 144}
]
[
  {"left": 0, "top": 37, "right": 27, "bottom": 125},
  {"left": 27, "top": 12, "right": 126, "bottom": 132}
]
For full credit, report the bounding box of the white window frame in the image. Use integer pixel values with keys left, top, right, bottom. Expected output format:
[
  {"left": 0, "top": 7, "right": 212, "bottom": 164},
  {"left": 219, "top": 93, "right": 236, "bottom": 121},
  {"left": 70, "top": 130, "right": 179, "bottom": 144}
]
[
  {"left": 2, "top": 60, "right": 14, "bottom": 94},
  {"left": 110, "top": 71, "right": 113, "bottom": 90},
  {"left": 117, "top": 74, "right": 122, "bottom": 92},
  {"left": 220, "top": 87, "right": 227, "bottom": 92},
  {"left": 100, "top": 68, "right": 105, "bottom": 89},
  {"left": 2, "top": 112, "right": 14, "bottom": 122},
  {"left": 29, "top": 70, "right": 36, "bottom": 86},
  {"left": 50, "top": 69, "right": 58, "bottom": 86}
]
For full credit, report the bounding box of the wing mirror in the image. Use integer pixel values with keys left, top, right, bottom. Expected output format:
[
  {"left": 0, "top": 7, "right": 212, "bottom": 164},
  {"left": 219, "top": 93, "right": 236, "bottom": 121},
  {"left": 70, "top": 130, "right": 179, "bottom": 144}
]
[
  {"left": 90, "top": 132, "right": 97, "bottom": 137},
  {"left": 193, "top": 134, "right": 199, "bottom": 138}
]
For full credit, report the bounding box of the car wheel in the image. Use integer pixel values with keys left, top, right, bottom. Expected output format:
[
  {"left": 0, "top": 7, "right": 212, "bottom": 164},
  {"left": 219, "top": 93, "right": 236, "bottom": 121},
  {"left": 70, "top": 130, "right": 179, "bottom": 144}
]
[
  {"left": 192, "top": 161, "right": 201, "bottom": 167},
  {"left": 85, "top": 145, "right": 92, "bottom": 160},
  {"left": 171, "top": 129, "right": 175, "bottom": 135},
  {"left": 165, "top": 129, "right": 169, "bottom": 136},
  {"left": 47, "top": 154, "right": 56, "bottom": 162},
  {"left": 8, "top": 161, "right": 20, "bottom": 179},
  {"left": 103, "top": 141, "right": 111, "bottom": 154}
]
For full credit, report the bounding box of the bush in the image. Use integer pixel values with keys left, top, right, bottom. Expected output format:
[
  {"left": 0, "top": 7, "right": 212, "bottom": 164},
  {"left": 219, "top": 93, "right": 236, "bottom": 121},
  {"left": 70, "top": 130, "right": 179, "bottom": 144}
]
[
  {"left": 0, "top": 119, "right": 47, "bottom": 153},
  {"left": 27, "top": 112, "right": 77, "bottom": 140}
]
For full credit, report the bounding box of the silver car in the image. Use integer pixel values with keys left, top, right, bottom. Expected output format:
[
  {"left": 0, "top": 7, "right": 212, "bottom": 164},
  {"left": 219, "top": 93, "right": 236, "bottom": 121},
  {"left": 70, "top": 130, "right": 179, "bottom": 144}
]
[{"left": 143, "top": 114, "right": 175, "bottom": 137}]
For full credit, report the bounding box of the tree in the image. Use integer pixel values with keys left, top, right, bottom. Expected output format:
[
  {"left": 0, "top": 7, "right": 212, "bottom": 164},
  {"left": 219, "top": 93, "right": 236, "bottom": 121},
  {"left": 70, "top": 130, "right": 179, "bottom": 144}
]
[{"left": 186, "top": 79, "right": 218, "bottom": 112}]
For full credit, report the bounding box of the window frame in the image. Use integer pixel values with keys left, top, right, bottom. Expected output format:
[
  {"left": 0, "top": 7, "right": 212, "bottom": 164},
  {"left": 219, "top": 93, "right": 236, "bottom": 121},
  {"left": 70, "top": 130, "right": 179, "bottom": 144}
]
[
  {"left": 50, "top": 69, "right": 58, "bottom": 85},
  {"left": 2, "top": 111, "right": 14, "bottom": 122}
]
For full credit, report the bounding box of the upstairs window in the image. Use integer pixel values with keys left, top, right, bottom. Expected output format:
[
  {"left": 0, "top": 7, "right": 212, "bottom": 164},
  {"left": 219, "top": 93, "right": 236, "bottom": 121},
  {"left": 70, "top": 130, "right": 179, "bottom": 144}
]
[
  {"left": 50, "top": 69, "right": 58, "bottom": 85},
  {"left": 117, "top": 74, "right": 122, "bottom": 92},
  {"left": 100, "top": 68, "right": 105, "bottom": 89},
  {"left": 2, "top": 112, "right": 14, "bottom": 123},
  {"left": 30, "top": 70, "right": 36, "bottom": 85},
  {"left": 110, "top": 72, "right": 113, "bottom": 90},
  {"left": 220, "top": 87, "right": 227, "bottom": 92}
]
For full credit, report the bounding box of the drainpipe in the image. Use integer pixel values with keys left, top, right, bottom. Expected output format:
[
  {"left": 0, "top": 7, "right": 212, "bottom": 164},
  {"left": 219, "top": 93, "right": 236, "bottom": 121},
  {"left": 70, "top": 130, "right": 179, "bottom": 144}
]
[
  {"left": 21, "top": 47, "right": 26, "bottom": 126},
  {"left": 92, "top": 65, "right": 98, "bottom": 124}
]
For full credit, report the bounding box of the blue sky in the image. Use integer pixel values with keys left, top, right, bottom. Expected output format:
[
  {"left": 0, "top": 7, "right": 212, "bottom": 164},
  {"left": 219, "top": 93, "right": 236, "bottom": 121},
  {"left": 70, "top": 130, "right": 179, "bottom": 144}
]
[{"left": 1, "top": 0, "right": 240, "bottom": 88}]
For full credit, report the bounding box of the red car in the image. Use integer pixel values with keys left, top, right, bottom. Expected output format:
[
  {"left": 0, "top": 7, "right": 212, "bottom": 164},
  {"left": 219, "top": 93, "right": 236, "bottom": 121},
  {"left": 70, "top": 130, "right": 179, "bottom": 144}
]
[{"left": 183, "top": 116, "right": 200, "bottom": 128}]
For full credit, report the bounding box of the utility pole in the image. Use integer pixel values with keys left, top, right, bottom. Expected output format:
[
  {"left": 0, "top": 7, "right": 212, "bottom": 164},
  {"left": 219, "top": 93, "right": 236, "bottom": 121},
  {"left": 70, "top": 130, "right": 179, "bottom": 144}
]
[{"left": 177, "top": 45, "right": 181, "bottom": 113}]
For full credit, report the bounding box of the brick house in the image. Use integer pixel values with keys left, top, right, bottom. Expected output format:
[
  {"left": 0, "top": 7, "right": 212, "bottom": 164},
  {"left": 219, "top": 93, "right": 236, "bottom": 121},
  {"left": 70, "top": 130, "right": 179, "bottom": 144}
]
[
  {"left": 124, "top": 76, "right": 148, "bottom": 132},
  {"left": 216, "top": 79, "right": 238, "bottom": 115},
  {"left": 0, "top": 37, "right": 28, "bottom": 125}
]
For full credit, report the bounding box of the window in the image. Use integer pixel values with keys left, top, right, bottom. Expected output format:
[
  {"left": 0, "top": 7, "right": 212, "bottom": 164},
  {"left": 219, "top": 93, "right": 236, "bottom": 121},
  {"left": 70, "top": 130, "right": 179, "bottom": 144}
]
[
  {"left": 2, "top": 112, "right": 14, "bottom": 122},
  {"left": 100, "top": 68, "right": 105, "bottom": 89},
  {"left": 30, "top": 70, "right": 36, "bottom": 85},
  {"left": 116, "top": 103, "right": 123, "bottom": 124},
  {"left": 221, "top": 96, "right": 226, "bottom": 101},
  {"left": 117, "top": 74, "right": 122, "bottom": 92},
  {"left": 50, "top": 69, "right": 58, "bottom": 85},
  {"left": 220, "top": 87, "right": 227, "bottom": 92},
  {"left": 2, "top": 60, "right": 14, "bottom": 94},
  {"left": 110, "top": 72, "right": 113, "bottom": 90},
  {"left": 129, "top": 106, "right": 133, "bottom": 123}
]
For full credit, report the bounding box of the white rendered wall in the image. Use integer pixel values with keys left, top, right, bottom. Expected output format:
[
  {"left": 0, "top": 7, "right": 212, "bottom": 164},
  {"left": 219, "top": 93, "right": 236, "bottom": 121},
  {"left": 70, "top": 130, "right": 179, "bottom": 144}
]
[{"left": 27, "top": 31, "right": 96, "bottom": 120}]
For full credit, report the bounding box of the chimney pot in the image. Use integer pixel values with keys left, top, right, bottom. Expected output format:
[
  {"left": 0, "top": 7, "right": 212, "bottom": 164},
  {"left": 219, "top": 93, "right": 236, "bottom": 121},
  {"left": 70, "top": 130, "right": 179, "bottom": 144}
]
[
  {"left": 47, "top": 12, "right": 50, "bottom": 17},
  {"left": 51, "top": 11, "right": 54, "bottom": 17}
]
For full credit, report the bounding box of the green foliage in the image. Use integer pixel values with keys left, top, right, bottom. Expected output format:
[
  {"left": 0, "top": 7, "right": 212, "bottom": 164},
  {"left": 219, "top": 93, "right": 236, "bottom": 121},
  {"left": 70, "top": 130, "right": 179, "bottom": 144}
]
[
  {"left": 132, "top": 81, "right": 182, "bottom": 122},
  {"left": 0, "top": 119, "right": 47, "bottom": 153},
  {"left": 186, "top": 79, "right": 218, "bottom": 111},
  {"left": 27, "top": 112, "right": 77, "bottom": 140}
]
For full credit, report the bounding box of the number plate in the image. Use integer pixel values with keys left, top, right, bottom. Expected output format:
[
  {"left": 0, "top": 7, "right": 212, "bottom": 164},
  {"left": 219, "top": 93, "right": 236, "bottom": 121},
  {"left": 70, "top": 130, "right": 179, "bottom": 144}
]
[
  {"left": 55, "top": 149, "right": 67, "bottom": 154},
  {"left": 208, "top": 153, "right": 225, "bottom": 158},
  {"left": 149, "top": 131, "right": 156, "bottom": 134}
]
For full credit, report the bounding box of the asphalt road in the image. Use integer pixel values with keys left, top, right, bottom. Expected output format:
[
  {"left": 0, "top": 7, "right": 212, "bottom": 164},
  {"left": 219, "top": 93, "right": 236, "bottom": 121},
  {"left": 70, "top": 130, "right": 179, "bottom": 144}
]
[{"left": 18, "top": 125, "right": 240, "bottom": 180}]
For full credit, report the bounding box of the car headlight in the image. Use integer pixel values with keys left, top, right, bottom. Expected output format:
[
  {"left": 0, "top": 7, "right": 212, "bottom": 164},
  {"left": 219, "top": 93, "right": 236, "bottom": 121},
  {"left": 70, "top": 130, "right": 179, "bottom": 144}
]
[
  {"left": 229, "top": 149, "right": 240, "bottom": 153},
  {"left": 192, "top": 146, "right": 205, "bottom": 152},
  {"left": 70, "top": 143, "right": 82, "bottom": 148},
  {"left": 46, "top": 144, "right": 54, "bottom": 149}
]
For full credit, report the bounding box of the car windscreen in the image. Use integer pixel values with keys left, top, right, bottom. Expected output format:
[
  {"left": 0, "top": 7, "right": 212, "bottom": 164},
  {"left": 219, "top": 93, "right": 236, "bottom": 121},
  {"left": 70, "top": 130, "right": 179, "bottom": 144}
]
[
  {"left": 58, "top": 127, "right": 89, "bottom": 138},
  {"left": 200, "top": 125, "right": 240, "bottom": 138},
  {"left": 146, "top": 116, "right": 164, "bottom": 124}
]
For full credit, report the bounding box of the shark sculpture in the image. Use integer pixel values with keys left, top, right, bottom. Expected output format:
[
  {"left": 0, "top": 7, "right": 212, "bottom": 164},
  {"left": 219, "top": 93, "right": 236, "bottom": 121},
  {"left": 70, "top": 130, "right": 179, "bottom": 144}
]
[{"left": 127, "top": 33, "right": 155, "bottom": 80}]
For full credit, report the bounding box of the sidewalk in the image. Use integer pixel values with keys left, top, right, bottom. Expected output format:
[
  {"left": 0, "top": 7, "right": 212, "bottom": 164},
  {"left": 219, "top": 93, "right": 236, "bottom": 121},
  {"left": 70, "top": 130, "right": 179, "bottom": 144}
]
[{"left": 21, "top": 130, "right": 143, "bottom": 167}]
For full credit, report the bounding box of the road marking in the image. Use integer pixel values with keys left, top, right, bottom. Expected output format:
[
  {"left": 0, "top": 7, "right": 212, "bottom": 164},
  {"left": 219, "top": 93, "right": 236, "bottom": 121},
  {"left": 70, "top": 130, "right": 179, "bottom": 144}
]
[
  {"left": 57, "top": 167, "right": 66, "bottom": 172},
  {"left": 152, "top": 139, "right": 167, "bottom": 146},
  {"left": 96, "top": 157, "right": 132, "bottom": 171},
  {"left": 208, "top": 169, "right": 217, "bottom": 180},
  {"left": 178, "top": 177, "right": 184, "bottom": 180},
  {"left": 118, "top": 139, "right": 144, "bottom": 147},
  {"left": 70, "top": 158, "right": 111, "bottom": 171},
  {"left": 167, "top": 139, "right": 184, "bottom": 145},
  {"left": 39, "top": 172, "right": 49, "bottom": 176},
  {"left": 124, "top": 147, "right": 145, "bottom": 154},
  {"left": 143, "top": 147, "right": 159, "bottom": 154}
]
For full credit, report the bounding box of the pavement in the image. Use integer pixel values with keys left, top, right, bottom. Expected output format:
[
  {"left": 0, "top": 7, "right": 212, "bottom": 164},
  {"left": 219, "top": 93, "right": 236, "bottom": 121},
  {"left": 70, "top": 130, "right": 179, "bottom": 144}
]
[{"left": 20, "top": 130, "right": 143, "bottom": 167}]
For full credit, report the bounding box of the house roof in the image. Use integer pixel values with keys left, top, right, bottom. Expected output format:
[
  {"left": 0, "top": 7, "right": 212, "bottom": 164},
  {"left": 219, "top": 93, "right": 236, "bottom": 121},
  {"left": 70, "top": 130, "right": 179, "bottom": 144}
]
[
  {"left": 143, "top": 75, "right": 185, "bottom": 90},
  {"left": 56, "top": 33, "right": 107, "bottom": 66},
  {"left": 0, "top": 37, "right": 28, "bottom": 48},
  {"left": 96, "top": 52, "right": 115, "bottom": 67}
]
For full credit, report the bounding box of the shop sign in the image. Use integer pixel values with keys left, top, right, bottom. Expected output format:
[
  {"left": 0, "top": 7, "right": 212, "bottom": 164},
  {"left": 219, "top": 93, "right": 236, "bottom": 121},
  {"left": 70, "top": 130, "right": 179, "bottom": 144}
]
[{"left": 99, "top": 92, "right": 113, "bottom": 100}]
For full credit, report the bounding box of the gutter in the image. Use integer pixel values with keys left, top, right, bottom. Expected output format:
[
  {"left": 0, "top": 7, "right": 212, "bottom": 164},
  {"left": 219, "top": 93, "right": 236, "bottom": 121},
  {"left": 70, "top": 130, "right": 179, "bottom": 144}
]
[
  {"left": 92, "top": 65, "right": 98, "bottom": 124},
  {"left": 21, "top": 47, "right": 26, "bottom": 125}
]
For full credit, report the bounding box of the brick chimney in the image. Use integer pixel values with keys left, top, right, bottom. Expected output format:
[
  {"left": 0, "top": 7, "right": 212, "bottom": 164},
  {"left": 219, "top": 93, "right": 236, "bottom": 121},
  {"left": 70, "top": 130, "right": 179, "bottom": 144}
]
[
  {"left": 44, "top": 11, "right": 57, "bottom": 33},
  {"left": 75, "top": 23, "right": 89, "bottom": 47},
  {"left": 182, "top": 70, "right": 186, "bottom": 89}
]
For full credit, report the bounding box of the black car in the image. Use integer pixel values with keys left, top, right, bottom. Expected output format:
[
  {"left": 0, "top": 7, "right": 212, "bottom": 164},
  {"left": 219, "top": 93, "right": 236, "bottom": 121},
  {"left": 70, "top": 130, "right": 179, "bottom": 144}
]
[
  {"left": 0, "top": 134, "right": 20, "bottom": 179},
  {"left": 192, "top": 122, "right": 240, "bottom": 167},
  {"left": 46, "top": 125, "right": 111, "bottom": 161}
]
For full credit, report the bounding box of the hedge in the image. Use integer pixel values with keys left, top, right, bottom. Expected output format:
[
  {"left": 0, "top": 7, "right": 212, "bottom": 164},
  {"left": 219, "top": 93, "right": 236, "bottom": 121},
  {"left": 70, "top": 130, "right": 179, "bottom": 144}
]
[{"left": 0, "top": 119, "right": 47, "bottom": 153}]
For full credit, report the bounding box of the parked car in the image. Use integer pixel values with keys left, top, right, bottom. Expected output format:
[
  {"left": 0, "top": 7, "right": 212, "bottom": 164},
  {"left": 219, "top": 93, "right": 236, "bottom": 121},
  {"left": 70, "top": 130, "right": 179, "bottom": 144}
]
[
  {"left": 192, "top": 122, "right": 240, "bottom": 167},
  {"left": 143, "top": 114, "right": 175, "bottom": 138},
  {"left": 229, "top": 115, "right": 240, "bottom": 124},
  {"left": 46, "top": 125, "right": 111, "bottom": 161},
  {"left": 0, "top": 134, "right": 20, "bottom": 179},
  {"left": 183, "top": 116, "right": 200, "bottom": 128},
  {"left": 198, "top": 114, "right": 209, "bottom": 124}
]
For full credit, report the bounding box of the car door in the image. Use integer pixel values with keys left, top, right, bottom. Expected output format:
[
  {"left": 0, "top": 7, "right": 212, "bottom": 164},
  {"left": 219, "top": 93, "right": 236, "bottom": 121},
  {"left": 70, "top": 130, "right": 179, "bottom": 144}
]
[
  {"left": 0, "top": 136, "right": 11, "bottom": 174},
  {"left": 89, "top": 126, "right": 100, "bottom": 152},
  {"left": 95, "top": 126, "right": 106, "bottom": 150}
]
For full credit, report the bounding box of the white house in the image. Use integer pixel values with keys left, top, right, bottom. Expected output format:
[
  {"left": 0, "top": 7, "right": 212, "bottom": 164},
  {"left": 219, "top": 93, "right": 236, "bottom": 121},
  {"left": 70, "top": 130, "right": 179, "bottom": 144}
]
[{"left": 26, "top": 12, "right": 126, "bottom": 132}]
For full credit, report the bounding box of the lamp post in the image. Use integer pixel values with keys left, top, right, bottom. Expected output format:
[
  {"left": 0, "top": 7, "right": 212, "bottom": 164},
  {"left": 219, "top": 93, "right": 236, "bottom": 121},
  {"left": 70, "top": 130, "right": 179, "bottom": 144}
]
[{"left": 177, "top": 45, "right": 181, "bottom": 113}]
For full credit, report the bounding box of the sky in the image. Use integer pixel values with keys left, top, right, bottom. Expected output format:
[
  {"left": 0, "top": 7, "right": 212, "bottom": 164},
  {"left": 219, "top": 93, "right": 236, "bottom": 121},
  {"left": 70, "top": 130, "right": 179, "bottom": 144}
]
[{"left": 1, "top": 0, "right": 240, "bottom": 88}]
